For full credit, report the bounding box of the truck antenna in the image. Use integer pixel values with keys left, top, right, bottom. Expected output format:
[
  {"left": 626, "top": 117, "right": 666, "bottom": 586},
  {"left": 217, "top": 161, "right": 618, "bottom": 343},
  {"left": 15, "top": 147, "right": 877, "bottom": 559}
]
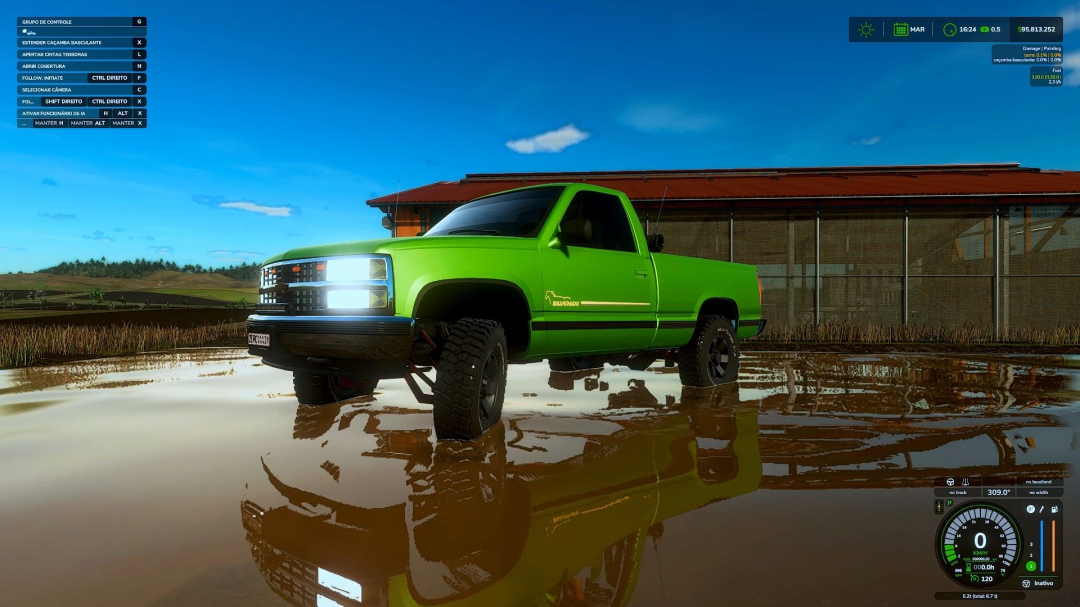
[
  {"left": 393, "top": 180, "right": 401, "bottom": 238},
  {"left": 652, "top": 184, "right": 668, "bottom": 236}
]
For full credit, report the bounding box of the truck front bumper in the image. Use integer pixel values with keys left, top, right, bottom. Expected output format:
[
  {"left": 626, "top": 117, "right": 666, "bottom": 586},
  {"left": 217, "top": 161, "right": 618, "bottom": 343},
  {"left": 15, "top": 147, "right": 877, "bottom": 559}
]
[{"left": 247, "top": 315, "right": 415, "bottom": 378}]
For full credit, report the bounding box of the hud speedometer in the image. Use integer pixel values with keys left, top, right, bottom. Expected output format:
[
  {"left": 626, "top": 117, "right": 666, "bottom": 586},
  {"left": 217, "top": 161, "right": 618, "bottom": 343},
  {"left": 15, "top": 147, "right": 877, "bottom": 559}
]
[{"left": 937, "top": 502, "right": 1021, "bottom": 588}]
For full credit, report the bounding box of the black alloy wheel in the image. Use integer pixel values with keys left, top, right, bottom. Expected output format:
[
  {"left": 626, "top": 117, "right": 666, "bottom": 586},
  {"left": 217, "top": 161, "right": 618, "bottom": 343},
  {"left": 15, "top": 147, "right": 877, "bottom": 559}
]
[{"left": 677, "top": 315, "right": 740, "bottom": 387}]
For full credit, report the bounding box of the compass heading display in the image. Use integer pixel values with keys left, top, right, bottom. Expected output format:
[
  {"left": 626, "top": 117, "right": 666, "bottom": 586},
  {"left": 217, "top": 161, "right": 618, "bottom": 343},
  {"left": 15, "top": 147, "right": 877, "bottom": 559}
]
[{"left": 849, "top": 17, "right": 1063, "bottom": 43}]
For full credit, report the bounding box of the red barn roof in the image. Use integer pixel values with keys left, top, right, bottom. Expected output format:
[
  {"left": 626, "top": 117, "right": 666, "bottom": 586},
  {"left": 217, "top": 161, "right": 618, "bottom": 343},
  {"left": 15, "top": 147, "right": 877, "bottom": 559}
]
[{"left": 367, "top": 163, "right": 1080, "bottom": 208}]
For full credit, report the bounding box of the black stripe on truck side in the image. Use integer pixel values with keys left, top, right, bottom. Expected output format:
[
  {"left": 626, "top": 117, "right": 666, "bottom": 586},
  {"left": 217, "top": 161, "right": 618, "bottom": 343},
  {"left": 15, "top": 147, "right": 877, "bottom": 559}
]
[{"left": 531, "top": 321, "right": 655, "bottom": 331}]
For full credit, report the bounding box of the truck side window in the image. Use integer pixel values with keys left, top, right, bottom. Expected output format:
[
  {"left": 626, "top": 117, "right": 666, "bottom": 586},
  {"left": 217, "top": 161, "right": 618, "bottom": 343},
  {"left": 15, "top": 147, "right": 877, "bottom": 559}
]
[{"left": 559, "top": 191, "right": 637, "bottom": 253}]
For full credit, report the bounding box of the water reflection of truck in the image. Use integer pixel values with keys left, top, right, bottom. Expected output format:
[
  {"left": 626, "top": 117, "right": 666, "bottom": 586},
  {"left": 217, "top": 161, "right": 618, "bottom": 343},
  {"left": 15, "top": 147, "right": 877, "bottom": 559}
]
[
  {"left": 241, "top": 357, "right": 1072, "bottom": 606},
  {"left": 241, "top": 386, "right": 759, "bottom": 606}
]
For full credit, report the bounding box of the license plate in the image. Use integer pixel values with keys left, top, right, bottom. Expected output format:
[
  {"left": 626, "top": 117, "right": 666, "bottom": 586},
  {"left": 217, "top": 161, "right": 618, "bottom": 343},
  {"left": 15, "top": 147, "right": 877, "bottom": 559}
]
[{"left": 248, "top": 333, "right": 270, "bottom": 347}]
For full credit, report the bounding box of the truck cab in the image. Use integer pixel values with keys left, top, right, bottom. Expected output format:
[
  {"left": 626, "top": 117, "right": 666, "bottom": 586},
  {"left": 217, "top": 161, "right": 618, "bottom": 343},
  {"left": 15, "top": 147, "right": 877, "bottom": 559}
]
[{"left": 248, "top": 184, "right": 765, "bottom": 440}]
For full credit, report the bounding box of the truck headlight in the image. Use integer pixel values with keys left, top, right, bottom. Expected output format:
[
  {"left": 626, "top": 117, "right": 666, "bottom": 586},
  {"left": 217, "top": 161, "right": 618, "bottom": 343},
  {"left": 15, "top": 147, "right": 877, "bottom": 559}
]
[
  {"left": 326, "top": 257, "right": 387, "bottom": 282},
  {"left": 327, "top": 289, "right": 388, "bottom": 309}
]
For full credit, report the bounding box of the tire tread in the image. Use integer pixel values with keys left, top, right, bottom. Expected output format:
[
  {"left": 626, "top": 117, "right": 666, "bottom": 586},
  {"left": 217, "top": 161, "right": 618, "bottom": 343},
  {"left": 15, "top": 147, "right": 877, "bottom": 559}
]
[{"left": 432, "top": 318, "right": 506, "bottom": 441}]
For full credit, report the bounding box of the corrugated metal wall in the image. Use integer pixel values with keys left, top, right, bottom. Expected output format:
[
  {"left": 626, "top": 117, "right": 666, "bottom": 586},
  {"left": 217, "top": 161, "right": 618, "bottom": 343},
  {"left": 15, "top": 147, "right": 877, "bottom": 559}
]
[{"left": 648, "top": 204, "right": 1080, "bottom": 335}]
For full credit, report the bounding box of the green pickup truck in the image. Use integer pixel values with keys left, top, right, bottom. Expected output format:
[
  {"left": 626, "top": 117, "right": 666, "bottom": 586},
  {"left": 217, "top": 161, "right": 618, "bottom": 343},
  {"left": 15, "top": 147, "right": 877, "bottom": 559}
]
[{"left": 248, "top": 183, "right": 765, "bottom": 439}]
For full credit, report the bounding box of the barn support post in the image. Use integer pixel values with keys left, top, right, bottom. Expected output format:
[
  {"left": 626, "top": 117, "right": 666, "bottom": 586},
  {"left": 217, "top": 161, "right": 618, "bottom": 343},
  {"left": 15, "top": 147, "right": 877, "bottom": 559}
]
[
  {"left": 902, "top": 202, "right": 909, "bottom": 326},
  {"left": 814, "top": 205, "right": 821, "bottom": 326},
  {"left": 1000, "top": 200, "right": 1009, "bottom": 337},
  {"left": 787, "top": 210, "right": 795, "bottom": 326},
  {"left": 993, "top": 202, "right": 1000, "bottom": 341},
  {"left": 728, "top": 208, "right": 735, "bottom": 263}
]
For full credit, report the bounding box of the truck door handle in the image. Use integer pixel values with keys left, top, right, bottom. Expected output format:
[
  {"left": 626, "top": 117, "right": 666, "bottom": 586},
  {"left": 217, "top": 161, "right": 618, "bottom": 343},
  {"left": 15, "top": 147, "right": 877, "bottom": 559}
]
[{"left": 635, "top": 270, "right": 648, "bottom": 278}]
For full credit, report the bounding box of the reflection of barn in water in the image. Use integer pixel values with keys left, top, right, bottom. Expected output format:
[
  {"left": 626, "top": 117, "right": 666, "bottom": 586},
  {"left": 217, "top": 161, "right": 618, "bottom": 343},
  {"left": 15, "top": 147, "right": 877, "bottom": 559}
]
[
  {"left": 738, "top": 354, "right": 1072, "bottom": 489},
  {"left": 243, "top": 354, "right": 1074, "bottom": 606}
]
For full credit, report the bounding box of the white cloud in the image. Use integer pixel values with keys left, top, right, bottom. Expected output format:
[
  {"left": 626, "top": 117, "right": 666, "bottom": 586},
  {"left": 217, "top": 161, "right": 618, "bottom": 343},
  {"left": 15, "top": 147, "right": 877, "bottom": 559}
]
[
  {"left": 852, "top": 135, "right": 883, "bottom": 146},
  {"left": 148, "top": 246, "right": 173, "bottom": 255},
  {"left": 1063, "top": 50, "right": 1080, "bottom": 86},
  {"left": 193, "top": 194, "right": 297, "bottom": 217},
  {"left": 620, "top": 103, "right": 721, "bottom": 133},
  {"left": 506, "top": 124, "right": 590, "bottom": 154},
  {"left": 219, "top": 201, "right": 293, "bottom": 217},
  {"left": 0, "top": 246, "right": 28, "bottom": 252},
  {"left": 1062, "top": 2, "right": 1080, "bottom": 32}
]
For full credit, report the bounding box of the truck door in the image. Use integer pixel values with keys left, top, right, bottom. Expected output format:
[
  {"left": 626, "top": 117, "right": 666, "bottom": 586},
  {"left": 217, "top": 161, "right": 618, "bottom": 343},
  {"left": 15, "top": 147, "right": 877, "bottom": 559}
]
[{"left": 538, "top": 190, "right": 657, "bottom": 355}]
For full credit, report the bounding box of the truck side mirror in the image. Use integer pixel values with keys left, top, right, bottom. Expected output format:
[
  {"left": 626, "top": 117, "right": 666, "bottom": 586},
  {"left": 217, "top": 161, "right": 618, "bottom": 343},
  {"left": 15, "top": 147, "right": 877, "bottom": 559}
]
[
  {"left": 381, "top": 215, "right": 393, "bottom": 230},
  {"left": 646, "top": 233, "right": 665, "bottom": 253},
  {"left": 560, "top": 219, "right": 592, "bottom": 243}
]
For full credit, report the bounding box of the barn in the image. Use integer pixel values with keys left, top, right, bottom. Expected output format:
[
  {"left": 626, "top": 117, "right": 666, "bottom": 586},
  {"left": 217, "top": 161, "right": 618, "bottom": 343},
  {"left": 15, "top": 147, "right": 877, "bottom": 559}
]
[{"left": 367, "top": 163, "right": 1080, "bottom": 337}]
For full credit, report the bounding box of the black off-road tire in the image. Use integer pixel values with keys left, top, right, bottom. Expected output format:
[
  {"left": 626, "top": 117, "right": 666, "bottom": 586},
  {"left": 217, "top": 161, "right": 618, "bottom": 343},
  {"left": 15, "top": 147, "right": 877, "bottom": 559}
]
[
  {"left": 293, "top": 372, "right": 335, "bottom": 406},
  {"left": 548, "top": 356, "right": 604, "bottom": 372},
  {"left": 432, "top": 318, "right": 508, "bottom": 441},
  {"left": 293, "top": 372, "right": 377, "bottom": 406},
  {"left": 677, "top": 315, "right": 740, "bottom": 387}
]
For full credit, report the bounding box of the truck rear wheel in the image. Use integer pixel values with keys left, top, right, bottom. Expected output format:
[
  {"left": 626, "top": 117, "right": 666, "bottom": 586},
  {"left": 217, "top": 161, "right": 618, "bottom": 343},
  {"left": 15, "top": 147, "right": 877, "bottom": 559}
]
[
  {"left": 677, "top": 315, "right": 739, "bottom": 387},
  {"left": 292, "top": 372, "right": 378, "bottom": 406},
  {"left": 432, "top": 318, "right": 507, "bottom": 441}
]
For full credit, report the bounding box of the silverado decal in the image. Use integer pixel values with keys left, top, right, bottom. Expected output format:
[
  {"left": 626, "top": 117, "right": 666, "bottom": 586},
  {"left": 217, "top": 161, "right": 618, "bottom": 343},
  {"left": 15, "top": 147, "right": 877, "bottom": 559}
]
[
  {"left": 545, "top": 290, "right": 580, "bottom": 307},
  {"left": 545, "top": 290, "right": 649, "bottom": 307}
]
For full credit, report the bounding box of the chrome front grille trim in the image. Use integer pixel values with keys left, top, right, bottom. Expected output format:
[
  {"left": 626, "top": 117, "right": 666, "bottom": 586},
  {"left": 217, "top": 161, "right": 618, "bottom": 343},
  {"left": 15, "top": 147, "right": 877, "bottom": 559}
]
[{"left": 258, "top": 255, "right": 394, "bottom": 314}]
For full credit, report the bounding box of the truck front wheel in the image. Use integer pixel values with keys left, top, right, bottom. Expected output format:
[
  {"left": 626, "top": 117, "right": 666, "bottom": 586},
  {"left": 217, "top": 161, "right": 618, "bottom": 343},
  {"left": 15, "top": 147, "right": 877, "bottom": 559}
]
[
  {"left": 432, "top": 318, "right": 507, "bottom": 441},
  {"left": 293, "top": 372, "right": 378, "bottom": 406},
  {"left": 677, "top": 315, "right": 740, "bottom": 387}
]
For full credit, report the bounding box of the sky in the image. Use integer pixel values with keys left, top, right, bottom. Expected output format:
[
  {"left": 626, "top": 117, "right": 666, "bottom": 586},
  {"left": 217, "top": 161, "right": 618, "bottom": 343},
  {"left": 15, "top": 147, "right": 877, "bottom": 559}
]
[{"left": 2, "top": 0, "right": 1079, "bottom": 273}]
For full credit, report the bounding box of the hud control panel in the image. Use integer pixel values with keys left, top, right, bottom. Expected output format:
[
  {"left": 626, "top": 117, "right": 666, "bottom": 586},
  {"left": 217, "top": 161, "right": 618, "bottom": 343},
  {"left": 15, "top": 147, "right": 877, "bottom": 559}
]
[
  {"left": 933, "top": 477, "right": 1064, "bottom": 600},
  {"left": 849, "top": 17, "right": 1065, "bottom": 87},
  {"left": 17, "top": 16, "right": 147, "bottom": 128}
]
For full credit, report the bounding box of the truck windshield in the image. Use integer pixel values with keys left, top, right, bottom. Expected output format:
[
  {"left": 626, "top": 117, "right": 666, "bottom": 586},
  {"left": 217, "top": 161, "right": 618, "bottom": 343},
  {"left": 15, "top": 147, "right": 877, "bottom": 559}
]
[{"left": 425, "top": 186, "right": 565, "bottom": 238}]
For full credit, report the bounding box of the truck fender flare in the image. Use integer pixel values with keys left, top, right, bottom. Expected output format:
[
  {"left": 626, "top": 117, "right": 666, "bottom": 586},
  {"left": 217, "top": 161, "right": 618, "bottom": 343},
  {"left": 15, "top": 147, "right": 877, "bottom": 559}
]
[
  {"left": 411, "top": 278, "right": 533, "bottom": 319},
  {"left": 695, "top": 297, "right": 740, "bottom": 325}
]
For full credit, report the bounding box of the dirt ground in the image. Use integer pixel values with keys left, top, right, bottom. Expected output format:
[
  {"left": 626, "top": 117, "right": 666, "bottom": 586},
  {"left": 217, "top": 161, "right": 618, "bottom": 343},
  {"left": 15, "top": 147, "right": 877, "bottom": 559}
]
[{"left": 0, "top": 350, "right": 1076, "bottom": 606}]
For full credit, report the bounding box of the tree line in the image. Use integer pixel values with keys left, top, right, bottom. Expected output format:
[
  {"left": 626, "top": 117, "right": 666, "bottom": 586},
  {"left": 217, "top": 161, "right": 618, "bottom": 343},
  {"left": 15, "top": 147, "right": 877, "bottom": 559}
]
[{"left": 35, "top": 257, "right": 260, "bottom": 281}]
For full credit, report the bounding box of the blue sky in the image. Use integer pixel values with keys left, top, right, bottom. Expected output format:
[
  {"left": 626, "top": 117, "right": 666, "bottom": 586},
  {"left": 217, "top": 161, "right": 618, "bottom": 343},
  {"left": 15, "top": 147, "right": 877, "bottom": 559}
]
[{"left": 2, "top": 0, "right": 1079, "bottom": 273}]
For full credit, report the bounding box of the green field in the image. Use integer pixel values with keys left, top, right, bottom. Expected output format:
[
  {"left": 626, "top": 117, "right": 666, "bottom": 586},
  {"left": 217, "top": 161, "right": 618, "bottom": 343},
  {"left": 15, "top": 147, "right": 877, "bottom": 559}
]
[{"left": 0, "top": 270, "right": 256, "bottom": 295}]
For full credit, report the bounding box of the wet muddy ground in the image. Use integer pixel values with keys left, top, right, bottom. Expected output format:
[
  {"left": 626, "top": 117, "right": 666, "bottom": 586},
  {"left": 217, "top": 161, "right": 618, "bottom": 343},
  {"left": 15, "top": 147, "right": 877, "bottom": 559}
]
[{"left": 0, "top": 349, "right": 1077, "bottom": 606}]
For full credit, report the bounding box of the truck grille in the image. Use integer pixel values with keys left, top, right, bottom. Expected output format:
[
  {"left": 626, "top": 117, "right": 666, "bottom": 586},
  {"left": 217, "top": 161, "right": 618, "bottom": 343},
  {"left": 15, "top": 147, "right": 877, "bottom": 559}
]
[
  {"left": 261, "top": 260, "right": 325, "bottom": 289},
  {"left": 291, "top": 288, "right": 326, "bottom": 312},
  {"left": 256, "top": 255, "right": 394, "bottom": 316}
]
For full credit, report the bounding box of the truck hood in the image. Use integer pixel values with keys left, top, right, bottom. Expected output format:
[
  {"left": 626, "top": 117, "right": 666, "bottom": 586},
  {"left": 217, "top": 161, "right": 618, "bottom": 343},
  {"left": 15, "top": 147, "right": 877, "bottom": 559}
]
[{"left": 263, "top": 235, "right": 537, "bottom": 265}]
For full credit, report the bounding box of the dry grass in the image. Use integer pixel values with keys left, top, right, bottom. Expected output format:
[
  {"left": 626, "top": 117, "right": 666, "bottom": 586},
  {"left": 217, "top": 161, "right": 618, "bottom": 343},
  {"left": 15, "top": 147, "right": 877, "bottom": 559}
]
[
  {"left": 0, "top": 322, "right": 247, "bottom": 369},
  {"left": 753, "top": 322, "right": 1080, "bottom": 346}
]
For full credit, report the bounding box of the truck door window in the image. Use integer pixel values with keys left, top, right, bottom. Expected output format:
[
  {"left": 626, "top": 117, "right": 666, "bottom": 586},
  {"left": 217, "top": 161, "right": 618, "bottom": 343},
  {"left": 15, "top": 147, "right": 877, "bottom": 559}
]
[{"left": 559, "top": 191, "right": 637, "bottom": 253}]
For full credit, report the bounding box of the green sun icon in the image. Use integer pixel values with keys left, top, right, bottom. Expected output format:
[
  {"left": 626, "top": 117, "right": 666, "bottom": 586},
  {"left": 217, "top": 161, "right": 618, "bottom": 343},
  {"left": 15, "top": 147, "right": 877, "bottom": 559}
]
[{"left": 858, "top": 22, "right": 875, "bottom": 38}]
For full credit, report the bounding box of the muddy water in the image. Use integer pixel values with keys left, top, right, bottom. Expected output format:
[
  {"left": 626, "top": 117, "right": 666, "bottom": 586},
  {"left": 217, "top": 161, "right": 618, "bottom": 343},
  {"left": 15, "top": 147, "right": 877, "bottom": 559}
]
[{"left": 0, "top": 350, "right": 1077, "bottom": 606}]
